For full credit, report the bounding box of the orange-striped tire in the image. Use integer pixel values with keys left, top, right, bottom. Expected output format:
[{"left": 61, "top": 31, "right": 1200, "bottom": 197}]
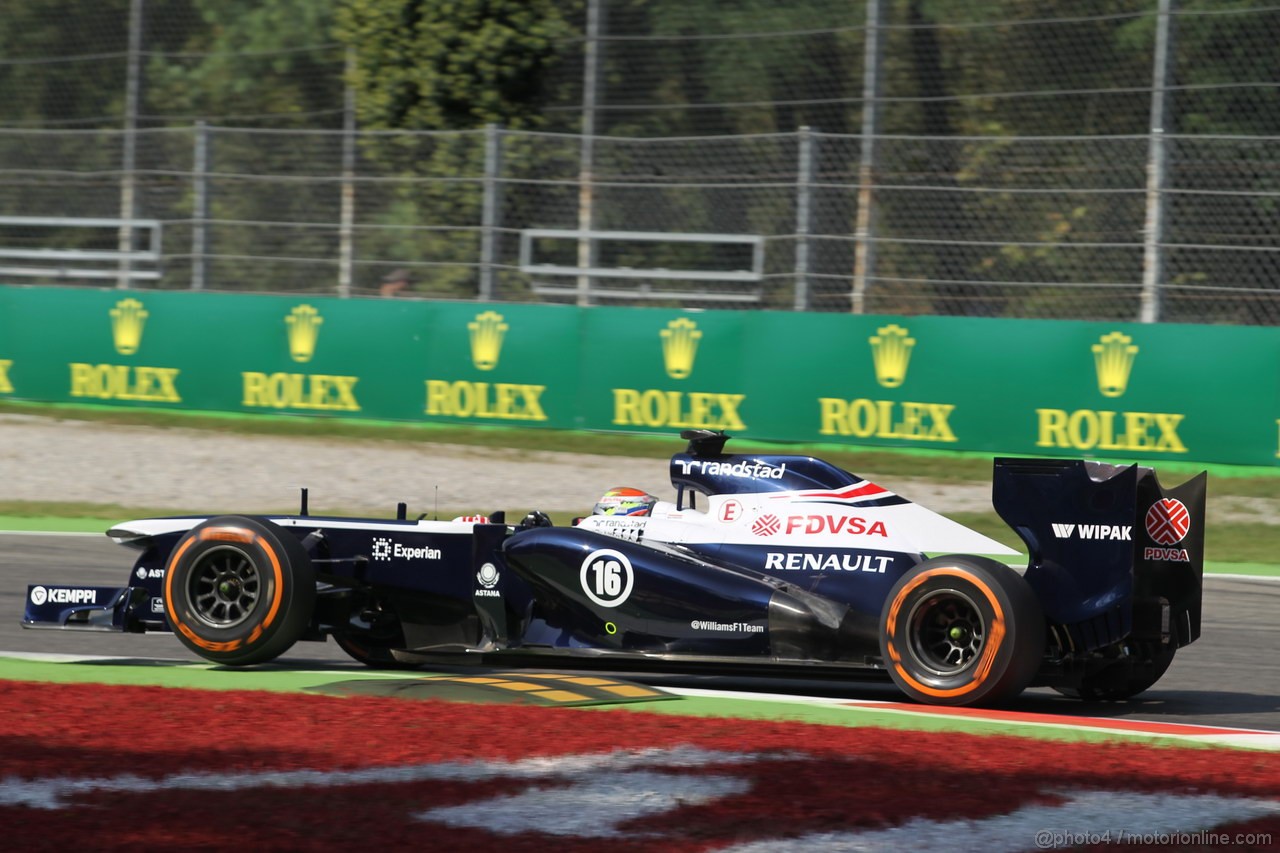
[
  {"left": 163, "top": 516, "right": 315, "bottom": 666},
  {"left": 879, "top": 555, "right": 1044, "bottom": 707}
]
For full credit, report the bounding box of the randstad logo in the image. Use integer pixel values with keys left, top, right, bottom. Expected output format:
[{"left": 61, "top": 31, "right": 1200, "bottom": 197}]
[
  {"left": 68, "top": 298, "right": 181, "bottom": 403},
  {"left": 110, "top": 298, "right": 148, "bottom": 355},
  {"left": 1092, "top": 331, "right": 1137, "bottom": 398},
  {"left": 285, "top": 304, "right": 323, "bottom": 363},
  {"left": 1036, "top": 330, "right": 1185, "bottom": 454},
  {"left": 869, "top": 323, "right": 914, "bottom": 388},
  {"left": 661, "top": 317, "right": 701, "bottom": 380},
  {"left": 469, "top": 310, "right": 508, "bottom": 371}
]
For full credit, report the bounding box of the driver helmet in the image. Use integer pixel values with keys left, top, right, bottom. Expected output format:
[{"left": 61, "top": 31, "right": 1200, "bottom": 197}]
[{"left": 592, "top": 487, "right": 657, "bottom": 517}]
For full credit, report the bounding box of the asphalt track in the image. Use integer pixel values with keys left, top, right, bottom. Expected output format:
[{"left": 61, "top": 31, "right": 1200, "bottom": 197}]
[{"left": 4, "top": 531, "right": 1279, "bottom": 733}]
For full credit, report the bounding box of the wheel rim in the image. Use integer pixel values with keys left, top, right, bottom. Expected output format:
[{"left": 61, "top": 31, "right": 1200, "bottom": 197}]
[
  {"left": 905, "top": 588, "right": 986, "bottom": 678},
  {"left": 187, "top": 545, "right": 261, "bottom": 629}
]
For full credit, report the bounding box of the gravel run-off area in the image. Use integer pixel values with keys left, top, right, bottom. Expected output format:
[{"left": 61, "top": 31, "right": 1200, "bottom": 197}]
[{"left": 0, "top": 412, "right": 1003, "bottom": 518}]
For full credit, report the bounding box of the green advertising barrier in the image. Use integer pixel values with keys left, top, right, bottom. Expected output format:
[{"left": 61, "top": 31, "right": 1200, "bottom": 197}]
[
  {"left": 1, "top": 285, "right": 1277, "bottom": 466},
  {"left": 0, "top": 288, "right": 584, "bottom": 429}
]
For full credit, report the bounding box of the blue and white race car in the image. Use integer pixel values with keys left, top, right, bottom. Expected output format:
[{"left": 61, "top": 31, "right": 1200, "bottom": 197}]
[{"left": 23, "top": 430, "right": 1206, "bottom": 707}]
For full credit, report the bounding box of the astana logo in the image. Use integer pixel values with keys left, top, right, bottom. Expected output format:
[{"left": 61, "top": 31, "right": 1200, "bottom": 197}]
[
  {"left": 109, "top": 298, "right": 148, "bottom": 355},
  {"left": 285, "top": 304, "right": 323, "bottom": 363},
  {"left": 468, "top": 310, "right": 508, "bottom": 371},
  {"left": 1092, "top": 331, "right": 1138, "bottom": 398},
  {"left": 661, "top": 317, "right": 702, "bottom": 380},
  {"left": 869, "top": 324, "right": 915, "bottom": 388}
]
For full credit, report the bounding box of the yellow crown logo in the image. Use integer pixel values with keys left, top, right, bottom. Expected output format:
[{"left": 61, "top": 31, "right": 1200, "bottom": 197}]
[
  {"left": 468, "top": 310, "right": 508, "bottom": 371},
  {"left": 109, "top": 298, "right": 148, "bottom": 355},
  {"left": 661, "top": 317, "right": 702, "bottom": 380},
  {"left": 285, "top": 304, "right": 323, "bottom": 363},
  {"left": 869, "top": 324, "right": 915, "bottom": 388},
  {"left": 1092, "top": 331, "right": 1138, "bottom": 398}
]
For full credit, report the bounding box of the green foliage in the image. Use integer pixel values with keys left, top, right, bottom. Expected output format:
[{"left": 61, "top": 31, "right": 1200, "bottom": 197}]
[
  {"left": 328, "top": 1, "right": 581, "bottom": 295},
  {"left": 334, "top": 0, "right": 578, "bottom": 131},
  {"left": 0, "top": 0, "right": 134, "bottom": 126}
]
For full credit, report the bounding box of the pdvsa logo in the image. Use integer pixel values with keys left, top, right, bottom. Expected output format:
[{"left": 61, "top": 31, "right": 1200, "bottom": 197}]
[
  {"left": 68, "top": 298, "right": 182, "bottom": 404},
  {"left": 425, "top": 310, "right": 547, "bottom": 422},
  {"left": 612, "top": 317, "right": 747, "bottom": 431},
  {"left": 242, "top": 305, "right": 361, "bottom": 412},
  {"left": 1036, "top": 330, "right": 1186, "bottom": 454},
  {"left": 751, "top": 514, "right": 781, "bottom": 536},
  {"left": 818, "top": 323, "right": 957, "bottom": 444},
  {"left": 1144, "top": 498, "right": 1191, "bottom": 562}
]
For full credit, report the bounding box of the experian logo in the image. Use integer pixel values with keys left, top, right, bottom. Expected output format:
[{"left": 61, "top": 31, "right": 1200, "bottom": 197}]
[{"left": 393, "top": 543, "right": 442, "bottom": 560}]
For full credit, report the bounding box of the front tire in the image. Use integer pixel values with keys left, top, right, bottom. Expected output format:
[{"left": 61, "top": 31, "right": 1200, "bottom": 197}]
[
  {"left": 164, "top": 516, "right": 315, "bottom": 666},
  {"left": 880, "top": 555, "right": 1045, "bottom": 707}
]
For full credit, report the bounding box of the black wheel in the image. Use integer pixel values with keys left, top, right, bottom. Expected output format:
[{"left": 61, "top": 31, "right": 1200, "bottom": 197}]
[
  {"left": 880, "top": 555, "right": 1045, "bottom": 707},
  {"left": 1053, "top": 644, "right": 1176, "bottom": 701},
  {"left": 164, "top": 515, "right": 315, "bottom": 666},
  {"left": 332, "top": 597, "right": 414, "bottom": 669}
]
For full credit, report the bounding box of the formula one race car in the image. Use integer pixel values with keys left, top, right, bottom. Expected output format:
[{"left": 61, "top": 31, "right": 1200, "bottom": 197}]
[{"left": 23, "top": 430, "right": 1207, "bottom": 707}]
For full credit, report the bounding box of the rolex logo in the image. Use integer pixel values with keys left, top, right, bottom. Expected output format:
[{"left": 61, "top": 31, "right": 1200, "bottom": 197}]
[
  {"left": 468, "top": 310, "right": 508, "bottom": 371},
  {"left": 869, "top": 324, "right": 914, "bottom": 388},
  {"left": 109, "top": 298, "right": 148, "bottom": 355},
  {"left": 661, "top": 317, "right": 701, "bottom": 380},
  {"left": 1092, "top": 331, "right": 1138, "bottom": 398},
  {"left": 285, "top": 304, "right": 323, "bottom": 363}
]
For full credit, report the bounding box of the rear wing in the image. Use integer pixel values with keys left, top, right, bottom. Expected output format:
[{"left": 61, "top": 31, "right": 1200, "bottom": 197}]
[{"left": 992, "top": 458, "right": 1206, "bottom": 652}]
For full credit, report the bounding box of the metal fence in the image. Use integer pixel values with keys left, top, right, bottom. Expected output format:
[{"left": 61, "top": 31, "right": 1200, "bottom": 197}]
[
  {"left": 2, "top": 1, "right": 1280, "bottom": 322},
  {"left": 2, "top": 122, "right": 1277, "bottom": 323}
]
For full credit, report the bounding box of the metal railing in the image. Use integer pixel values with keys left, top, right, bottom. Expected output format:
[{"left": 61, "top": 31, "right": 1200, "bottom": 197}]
[{"left": 0, "top": 215, "right": 161, "bottom": 285}]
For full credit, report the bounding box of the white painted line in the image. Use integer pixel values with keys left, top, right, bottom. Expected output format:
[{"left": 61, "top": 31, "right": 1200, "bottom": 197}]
[
  {"left": 662, "top": 686, "right": 1280, "bottom": 749},
  {"left": 1206, "top": 572, "right": 1280, "bottom": 583},
  {"left": 0, "top": 529, "right": 103, "bottom": 537}
]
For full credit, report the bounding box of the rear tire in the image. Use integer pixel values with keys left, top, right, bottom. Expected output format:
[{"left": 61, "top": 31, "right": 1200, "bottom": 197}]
[
  {"left": 164, "top": 516, "right": 315, "bottom": 666},
  {"left": 880, "top": 555, "right": 1045, "bottom": 707}
]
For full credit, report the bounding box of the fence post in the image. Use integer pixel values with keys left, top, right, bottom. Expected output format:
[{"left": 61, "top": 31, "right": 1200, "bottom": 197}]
[
  {"left": 337, "top": 48, "right": 356, "bottom": 298},
  {"left": 117, "top": 0, "right": 143, "bottom": 290},
  {"left": 190, "top": 121, "right": 209, "bottom": 290},
  {"left": 479, "top": 123, "right": 504, "bottom": 301},
  {"left": 793, "top": 127, "right": 815, "bottom": 311},
  {"left": 851, "top": 0, "right": 886, "bottom": 314},
  {"left": 576, "top": 0, "right": 605, "bottom": 306},
  {"left": 1140, "top": 0, "right": 1176, "bottom": 323}
]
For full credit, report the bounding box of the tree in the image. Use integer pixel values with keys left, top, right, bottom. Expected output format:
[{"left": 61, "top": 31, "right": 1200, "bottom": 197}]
[
  {"left": 143, "top": 0, "right": 343, "bottom": 127},
  {"left": 335, "top": 0, "right": 578, "bottom": 131}
]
